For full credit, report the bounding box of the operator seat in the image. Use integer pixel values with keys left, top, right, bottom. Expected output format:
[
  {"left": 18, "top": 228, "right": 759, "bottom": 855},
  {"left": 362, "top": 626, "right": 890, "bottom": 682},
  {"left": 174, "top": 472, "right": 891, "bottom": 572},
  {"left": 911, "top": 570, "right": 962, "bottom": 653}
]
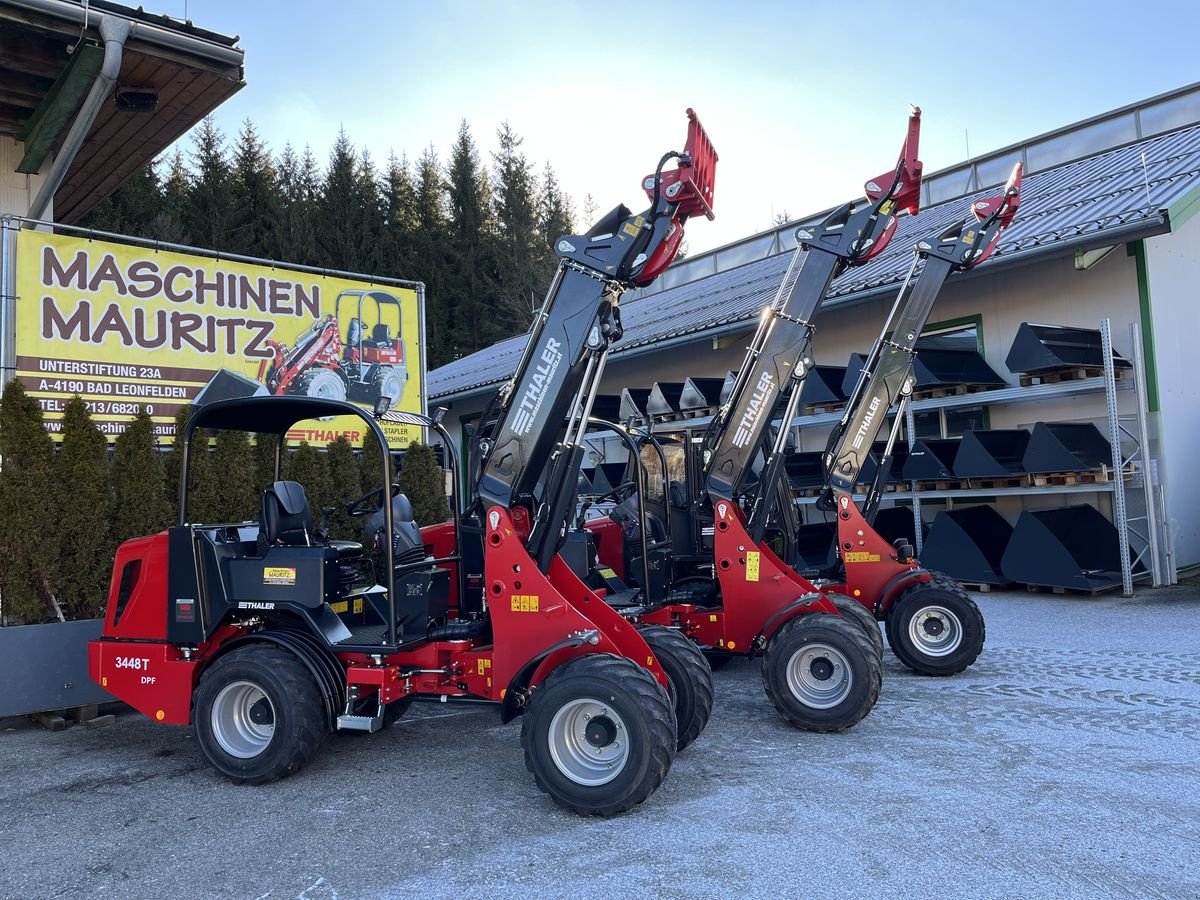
[
  {"left": 370, "top": 323, "right": 392, "bottom": 348},
  {"left": 346, "top": 318, "right": 364, "bottom": 348},
  {"left": 366, "top": 492, "right": 427, "bottom": 566},
  {"left": 260, "top": 481, "right": 362, "bottom": 561}
]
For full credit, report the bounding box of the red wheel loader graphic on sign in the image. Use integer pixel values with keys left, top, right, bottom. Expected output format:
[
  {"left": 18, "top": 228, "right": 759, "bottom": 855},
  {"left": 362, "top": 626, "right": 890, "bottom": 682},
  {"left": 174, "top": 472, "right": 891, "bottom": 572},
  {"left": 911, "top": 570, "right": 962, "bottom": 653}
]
[{"left": 258, "top": 289, "right": 409, "bottom": 406}]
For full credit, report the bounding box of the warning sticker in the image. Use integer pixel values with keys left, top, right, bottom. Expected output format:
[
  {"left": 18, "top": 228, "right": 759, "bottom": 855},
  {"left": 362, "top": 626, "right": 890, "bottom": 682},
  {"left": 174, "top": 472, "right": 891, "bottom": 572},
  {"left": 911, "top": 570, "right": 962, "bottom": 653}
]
[
  {"left": 263, "top": 566, "right": 297, "bottom": 585},
  {"left": 511, "top": 594, "right": 540, "bottom": 613},
  {"left": 598, "top": 567, "right": 618, "bottom": 579},
  {"left": 746, "top": 551, "right": 760, "bottom": 582},
  {"left": 844, "top": 552, "right": 881, "bottom": 563}
]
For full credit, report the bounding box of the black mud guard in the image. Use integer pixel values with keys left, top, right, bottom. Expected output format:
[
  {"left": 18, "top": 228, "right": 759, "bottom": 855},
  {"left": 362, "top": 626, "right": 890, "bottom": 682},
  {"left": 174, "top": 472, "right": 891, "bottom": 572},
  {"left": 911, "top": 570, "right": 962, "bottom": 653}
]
[
  {"left": 755, "top": 591, "right": 835, "bottom": 648},
  {"left": 499, "top": 634, "right": 595, "bottom": 724},
  {"left": 209, "top": 628, "right": 346, "bottom": 728},
  {"left": 878, "top": 566, "right": 934, "bottom": 614}
]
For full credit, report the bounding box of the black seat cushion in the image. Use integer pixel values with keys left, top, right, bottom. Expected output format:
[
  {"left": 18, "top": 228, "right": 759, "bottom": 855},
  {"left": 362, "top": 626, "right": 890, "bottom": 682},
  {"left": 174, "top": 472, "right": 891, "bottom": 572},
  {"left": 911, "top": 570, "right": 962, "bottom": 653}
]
[{"left": 261, "top": 481, "right": 312, "bottom": 546}]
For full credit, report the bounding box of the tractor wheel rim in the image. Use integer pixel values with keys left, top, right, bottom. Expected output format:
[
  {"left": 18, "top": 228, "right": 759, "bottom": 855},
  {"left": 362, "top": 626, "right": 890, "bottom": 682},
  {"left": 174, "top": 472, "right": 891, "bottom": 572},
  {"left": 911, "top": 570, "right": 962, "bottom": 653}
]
[
  {"left": 908, "top": 605, "right": 964, "bottom": 657},
  {"left": 785, "top": 642, "right": 853, "bottom": 709},
  {"left": 380, "top": 372, "right": 403, "bottom": 404},
  {"left": 547, "top": 698, "right": 629, "bottom": 787},
  {"left": 211, "top": 680, "right": 276, "bottom": 759}
]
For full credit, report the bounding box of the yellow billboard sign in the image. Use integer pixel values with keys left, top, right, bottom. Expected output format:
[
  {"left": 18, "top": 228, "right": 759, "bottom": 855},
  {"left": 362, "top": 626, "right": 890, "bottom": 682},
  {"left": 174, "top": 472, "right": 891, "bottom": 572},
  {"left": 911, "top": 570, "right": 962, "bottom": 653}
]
[{"left": 14, "top": 231, "right": 425, "bottom": 446}]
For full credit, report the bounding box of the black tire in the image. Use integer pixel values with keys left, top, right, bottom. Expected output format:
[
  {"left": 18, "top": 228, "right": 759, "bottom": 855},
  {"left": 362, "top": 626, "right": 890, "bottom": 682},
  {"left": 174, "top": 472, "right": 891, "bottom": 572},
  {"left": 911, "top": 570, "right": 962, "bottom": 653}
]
[
  {"left": 521, "top": 654, "right": 676, "bottom": 816},
  {"left": 702, "top": 650, "right": 733, "bottom": 671},
  {"left": 637, "top": 625, "right": 714, "bottom": 751},
  {"left": 825, "top": 592, "right": 884, "bottom": 659},
  {"left": 886, "top": 580, "right": 985, "bottom": 676},
  {"left": 761, "top": 613, "right": 882, "bottom": 732},
  {"left": 193, "top": 646, "right": 328, "bottom": 784}
]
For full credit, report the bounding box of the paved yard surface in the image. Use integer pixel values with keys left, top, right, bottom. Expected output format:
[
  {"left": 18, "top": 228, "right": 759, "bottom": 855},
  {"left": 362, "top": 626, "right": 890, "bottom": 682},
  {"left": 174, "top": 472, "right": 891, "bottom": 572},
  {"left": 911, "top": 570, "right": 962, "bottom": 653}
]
[{"left": 2, "top": 587, "right": 1198, "bottom": 899}]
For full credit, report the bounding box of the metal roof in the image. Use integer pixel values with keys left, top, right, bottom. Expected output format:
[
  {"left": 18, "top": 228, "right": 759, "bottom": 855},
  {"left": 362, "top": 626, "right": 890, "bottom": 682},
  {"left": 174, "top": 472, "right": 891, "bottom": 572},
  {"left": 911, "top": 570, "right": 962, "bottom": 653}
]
[{"left": 430, "top": 118, "right": 1200, "bottom": 403}]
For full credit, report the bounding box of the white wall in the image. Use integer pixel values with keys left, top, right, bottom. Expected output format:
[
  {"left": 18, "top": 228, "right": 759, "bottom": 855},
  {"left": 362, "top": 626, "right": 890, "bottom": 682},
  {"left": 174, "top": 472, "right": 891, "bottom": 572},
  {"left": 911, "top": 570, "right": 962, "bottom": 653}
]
[
  {"left": 1146, "top": 211, "right": 1200, "bottom": 570},
  {"left": 0, "top": 137, "right": 50, "bottom": 218}
]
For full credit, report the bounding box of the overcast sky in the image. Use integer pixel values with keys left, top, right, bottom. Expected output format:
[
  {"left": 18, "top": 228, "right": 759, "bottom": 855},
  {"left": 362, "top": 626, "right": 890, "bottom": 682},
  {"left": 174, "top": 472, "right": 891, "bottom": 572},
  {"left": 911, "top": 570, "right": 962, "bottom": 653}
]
[{"left": 174, "top": 0, "right": 1197, "bottom": 255}]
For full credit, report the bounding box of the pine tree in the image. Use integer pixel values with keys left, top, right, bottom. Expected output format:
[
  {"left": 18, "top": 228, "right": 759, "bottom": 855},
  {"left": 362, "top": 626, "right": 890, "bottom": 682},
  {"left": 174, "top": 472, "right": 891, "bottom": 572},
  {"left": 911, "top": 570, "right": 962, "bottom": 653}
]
[
  {"left": 54, "top": 397, "right": 113, "bottom": 619},
  {"left": 254, "top": 432, "right": 280, "bottom": 492},
  {"left": 185, "top": 116, "right": 233, "bottom": 248},
  {"left": 278, "top": 143, "right": 320, "bottom": 266},
  {"left": 492, "top": 122, "right": 542, "bottom": 334},
  {"left": 78, "top": 162, "right": 162, "bottom": 237},
  {"left": 112, "top": 408, "right": 172, "bottom": 544},
  {"left": 398, "top": 441, "right": 449, "bottom": 525},
  {"left": 317, "top": 129, "right": 367, "bottom": 270},
  {"left": 377, "top": 152, "right": 417, "bottom": 277},
  {"left": 286, "top": 441, "right": 334, "bottom": 518},
  {"left": 582, "top": 192, "right": 599, "bottom": 227},
  {"left": 413, "top": 145, "right": 451, "bottom": 364},
  {"left": 360, "top": 431, "right": 389, "bottom": 494},
  {"left": 446, "top": 120, "right": 500, "bottom": 358},
  {"left": 163, "top": 404, "right": 191, "bottom": 512},
  {"left": 228, "top": 118, "right": 281, "bottom": 259},
  {"left": 539, "top": 161, "right": 574, "bottom": 252},
  {"left": 210, "top": 429, "right": 257, "bottom": 521},
  {"left": 0, "top": 382, "right": 59, "bottom": 623},
  {"left": 326, "top": 436, "right": 361, "bottom": 540},
  {"left": 155, "top": 148, "right": 192, "bottom": 244}
]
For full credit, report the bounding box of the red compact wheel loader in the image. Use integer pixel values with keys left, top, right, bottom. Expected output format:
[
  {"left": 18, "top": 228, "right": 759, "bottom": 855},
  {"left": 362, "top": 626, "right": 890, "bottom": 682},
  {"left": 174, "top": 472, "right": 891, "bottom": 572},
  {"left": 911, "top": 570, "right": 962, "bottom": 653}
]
[
  {"left": 89, "top": 109, "right": 717, "bottom": 816},
  {"left": 572, "top": 111, "right": 926, "bottom": 732}
]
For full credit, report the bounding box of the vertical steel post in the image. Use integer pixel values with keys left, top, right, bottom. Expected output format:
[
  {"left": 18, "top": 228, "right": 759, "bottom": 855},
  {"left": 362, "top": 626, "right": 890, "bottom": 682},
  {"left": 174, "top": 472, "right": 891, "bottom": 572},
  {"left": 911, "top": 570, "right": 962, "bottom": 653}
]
[
  {"left": 1101, "top": 318, "right": 1133, "bottom": 596},
  {"left": 1129, "top": 323, "right": 1164, "bottom": 585},
  {"left": 0, "top": 217, "right": 15, "bottom": 392},
  {"left": 906, "top": 402, "right": 921, "bottom": 555}
]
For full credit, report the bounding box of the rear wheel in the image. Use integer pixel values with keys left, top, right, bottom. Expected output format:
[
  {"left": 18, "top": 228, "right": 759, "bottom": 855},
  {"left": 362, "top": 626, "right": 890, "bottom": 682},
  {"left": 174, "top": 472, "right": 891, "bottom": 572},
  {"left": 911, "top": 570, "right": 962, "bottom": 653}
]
[
  {"left": 295, "top": 367, "right": 347, "bottom": 401},
  {"left": 372, "top": 367, "right": 404, "bottom": 406},
  {"left": 193, "top": 646, "right": 328, "bottom": 784},
  {"left": 886, "top": 580, "right": 985, "bottom": 676},
  {"left": 825, "top": 592, "right": 884, "bottom": 659},
  {"left": 637, "top": 625, "right": 714, "bottom": 751},
  {"left": 521, "top": 654, "right": 675, "bottom": 816},
  {"left": 762, "top": 613, "right": 882, "bottom": 732}
]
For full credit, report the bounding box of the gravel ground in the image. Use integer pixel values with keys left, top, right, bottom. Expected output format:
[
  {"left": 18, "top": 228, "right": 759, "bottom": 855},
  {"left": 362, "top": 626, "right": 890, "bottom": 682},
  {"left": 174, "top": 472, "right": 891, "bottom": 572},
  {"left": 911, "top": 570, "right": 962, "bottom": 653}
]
[{"left": 2, "top": 586, "right": 1198, "bottom": 899}]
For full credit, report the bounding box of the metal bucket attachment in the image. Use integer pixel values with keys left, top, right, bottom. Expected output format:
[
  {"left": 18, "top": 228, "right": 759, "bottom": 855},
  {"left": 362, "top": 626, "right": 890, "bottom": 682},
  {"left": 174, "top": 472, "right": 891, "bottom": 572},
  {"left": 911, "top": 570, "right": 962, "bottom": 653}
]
[
  {"left": 1005, "top": 323, "right": 1132, "bottom": 375},
  {"left": 799, "top": 365, "right": 849, "bottom": 407},
  {"left": 1000, "top": 504, "right": 1138, "bottom": 591},
  {"left": 902, "top": 439, "right": 962, "bottom": 481},
  {"left": 647, "top": 382, "right": 686, "bottom": 419},
  {"left": 921, "top": 505, "right": 1013, "bottom": 585},
  {"left": 1022, "top": 422, "right": 1112, "bottom": 473},
  {"left": 952, "top": 429, "right": 1031, "bottom": 478}
]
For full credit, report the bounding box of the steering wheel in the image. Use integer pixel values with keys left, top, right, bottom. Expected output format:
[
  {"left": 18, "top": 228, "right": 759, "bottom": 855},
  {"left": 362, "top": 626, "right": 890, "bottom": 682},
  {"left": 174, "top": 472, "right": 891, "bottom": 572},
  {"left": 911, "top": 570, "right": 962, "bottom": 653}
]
[
  {"left": 592, "top": 480, "right": 638, "bottom": 506},
  {"left": 347, "top": 482, "right": 401, "bottom": 518}
]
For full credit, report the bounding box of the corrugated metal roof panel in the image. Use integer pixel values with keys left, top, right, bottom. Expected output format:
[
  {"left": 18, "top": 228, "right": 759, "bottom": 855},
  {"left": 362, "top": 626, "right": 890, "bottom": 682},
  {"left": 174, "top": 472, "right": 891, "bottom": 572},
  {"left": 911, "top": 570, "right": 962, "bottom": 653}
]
[{"left": 430, "top": 122, "right": 1200, "bottom": 401}]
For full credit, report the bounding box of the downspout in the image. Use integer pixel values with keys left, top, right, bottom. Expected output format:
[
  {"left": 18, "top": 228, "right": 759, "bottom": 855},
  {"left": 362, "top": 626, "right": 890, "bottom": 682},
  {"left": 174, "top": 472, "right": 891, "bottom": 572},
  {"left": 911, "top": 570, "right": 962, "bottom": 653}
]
[{"left": 27, "top": 14, "right": 131, "bottom": 221}]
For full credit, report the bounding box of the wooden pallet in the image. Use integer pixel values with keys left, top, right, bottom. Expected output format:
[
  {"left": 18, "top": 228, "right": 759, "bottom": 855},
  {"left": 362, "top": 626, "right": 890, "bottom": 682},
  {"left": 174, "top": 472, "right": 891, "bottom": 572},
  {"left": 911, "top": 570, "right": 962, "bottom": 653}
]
[
  {"left": 800, "top": 402, "right": 846, "bottom": 417},
  {"left": 964, "top": 475, "right": 1027, "bottom": 490},
  {"left": 1018, "top": 366, "right": 1123, "bottom": 387},
  {"left": 1028, "top": 463, "right": 1136, "bottom": 487},
  {"left": 957, "top": 581, "right": 1009, "bottom": 593},
  {"left": 910, "top": 383, "right": 991, "bottom": 401},
  {"left": 913, "top": 479, "right": 964, "bottom": 491}
]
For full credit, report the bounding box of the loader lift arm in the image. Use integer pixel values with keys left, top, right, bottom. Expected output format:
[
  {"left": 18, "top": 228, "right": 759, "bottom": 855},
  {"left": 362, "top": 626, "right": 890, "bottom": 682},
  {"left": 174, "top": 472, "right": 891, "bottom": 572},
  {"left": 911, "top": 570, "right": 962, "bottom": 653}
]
[
  {"left": 818, "top": 162, "right": 1023, "bottom": 520},
  {"left": 702, "top": 110, "right": 923, "bottom": 544},
  {"left": 475, "top": 109, "right": 717, "bottom": 571}
]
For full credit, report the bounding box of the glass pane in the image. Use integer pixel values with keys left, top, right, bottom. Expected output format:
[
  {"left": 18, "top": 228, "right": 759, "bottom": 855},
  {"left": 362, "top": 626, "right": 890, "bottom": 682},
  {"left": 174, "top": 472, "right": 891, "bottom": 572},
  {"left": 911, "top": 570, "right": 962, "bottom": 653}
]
[
  {"left": 913, "top": 409, "right": 942, "bottom": 440},
  {"left": 917, "top": 325, "right": 977, "bottom": 351},
  {"left": 945, "top": 405, "right": 986, "bottom": 437}
]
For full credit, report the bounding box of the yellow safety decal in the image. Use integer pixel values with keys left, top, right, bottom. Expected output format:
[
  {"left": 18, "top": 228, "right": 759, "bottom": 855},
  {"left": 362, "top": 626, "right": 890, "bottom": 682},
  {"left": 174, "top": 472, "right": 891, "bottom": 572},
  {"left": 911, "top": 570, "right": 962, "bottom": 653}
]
[
  {"left": 511, "top": 594, "right": 540, "bottom": 613},
  {"left": 634, "top": 215, "right": 645, "bottom": 228},
  {"left": 476, "top": 658, "right": 492, "bottom": 675},
  {"left": 329, "top": 601, "right": 348, "bottom": 614},
  {"left": 745, "top": 551, "right": 760, "bottom": 582},
  {"left": 963, "top": 228, "right": 976, "bottom": 245},
  {"left": 709, "top": 614, "right": 718, "bottom": 623},
  {"left": 879, "top": 200, "right": 895, "bottom": 216},
  {"left": 845, "top": 551, "right": 881, "bottom": 563},
  {"left": 598, "top": 567, "right": 618, "bottom": 579},
  {"left": 263, "top": 566, "right": 296, "bottom": 586},
  {"left": 353, "top": 598, "right": 363, "bottom": 614},
  {"left": 622, "top": 222, "right": 641, "bottom": 238}
]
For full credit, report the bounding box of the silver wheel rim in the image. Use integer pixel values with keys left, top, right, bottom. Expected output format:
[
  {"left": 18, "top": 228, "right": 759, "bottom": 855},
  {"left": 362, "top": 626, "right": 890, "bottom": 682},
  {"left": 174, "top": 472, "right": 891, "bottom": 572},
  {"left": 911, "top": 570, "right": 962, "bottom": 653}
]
[
  {"left": 907, "top": 604, "right": 964, "bottom": 657},
  {"left": 785, "top": 642, "right": 853, "bottom": 709},
  {"left": 547, "top": 698, "right": 630, "bottom": 786},
  {"left": 305, "top": 370, "right": 346, "bottom": 400},
  {"left": 210, "top": 680, "right": 275, "bottom": 759}
]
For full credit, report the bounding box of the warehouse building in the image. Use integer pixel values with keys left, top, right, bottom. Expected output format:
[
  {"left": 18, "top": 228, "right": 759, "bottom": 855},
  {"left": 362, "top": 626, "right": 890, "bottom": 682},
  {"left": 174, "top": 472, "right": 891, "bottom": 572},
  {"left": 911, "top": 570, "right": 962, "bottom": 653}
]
[{"left": 428, "top": 81, "right": 1200, "bottom": 591}]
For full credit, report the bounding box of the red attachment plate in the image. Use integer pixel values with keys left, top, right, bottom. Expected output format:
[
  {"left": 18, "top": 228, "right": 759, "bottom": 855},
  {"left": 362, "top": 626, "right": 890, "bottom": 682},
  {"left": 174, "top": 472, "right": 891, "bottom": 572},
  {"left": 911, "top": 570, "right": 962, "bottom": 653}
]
[
  {"left": 863, "top": 108, "right": 923, "bottom": 217},
  {"left": 643, "top": 108, "right": 719, "bottom": 221}
]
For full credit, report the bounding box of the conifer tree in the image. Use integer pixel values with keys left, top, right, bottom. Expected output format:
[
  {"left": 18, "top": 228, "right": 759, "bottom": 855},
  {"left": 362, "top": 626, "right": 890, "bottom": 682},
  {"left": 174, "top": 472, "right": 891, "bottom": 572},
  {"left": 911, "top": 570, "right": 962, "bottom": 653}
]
[
  {"left": 360, "top": 431, "right": 389, "bottom": 494},
  {"left": 278, "top": 143, "right": 320, "bottom": 265},
  {"left": 155, "top": 148, "right": 192, "bottom": 244},
  {"left": 78, "top": 162, "right": 161, "bottom": 237},
  {"left": 317, "top": 130, "right": 366, "bottom": 270},
  {"left": 413, "top": 145, "right": 451, "bottom": 364},
  {"left": 326, "top": 436, "right": 361, "bottom": 540},
  {"left": 54, "top": 397, "right": 114, "bottom": 619},
  {"left": 398, "top": 441, "right": 449, "bottom": 525},
  {"left": 254, "top": 432, "right": 279, "bottom": 492},
  {"left": 539, "top": 161, "right": 575, "bottom": 259},
  {"left": 228, "top": 118, "right": 282, "bottom": 259},
  {"left": 210, "top": 429, "right": 258, "bottom": 521},
  {"left": 286, "top": 441, "right": 334, "bottom": 518},
  {"left": 112, "top": 408, "right": 172, "bottom": 544},
  {"left": 581, "top": 192, "right": 599, "bottom": 227},
  {"left": 162, "top": 404, "right": 191, "bottom": 511},
  {"left": 185, "top": 116, "right": 233, "bottom": 248},
  {"left": 446, "top": 120, "right": 500, "bottom": 357},
  {"left": 492, "top": 122, "right": 542, "bottom": 334},
  {"left": 377, "top": 152, "right": 417, "bottom": 277},
  {"left": 0, "top": 382, "right": 59, "bottom": 623}
]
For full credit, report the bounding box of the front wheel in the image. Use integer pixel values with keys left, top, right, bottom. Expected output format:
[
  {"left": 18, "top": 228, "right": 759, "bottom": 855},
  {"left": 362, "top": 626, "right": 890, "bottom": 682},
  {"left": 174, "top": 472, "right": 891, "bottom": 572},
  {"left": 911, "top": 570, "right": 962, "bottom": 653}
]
[
  {"left": 193, "top": 646, "right": 329, "bottom": 784},
  {"left": 886, "top": 580, "right": 985, "bottom": 676},
  {"left": 521, "top": 654, "right": 676, "bottom": 816},
  {"left": 825, "top": 592, "right": 884, "bottom": 660},
  {"left": 762, "top": 613, "right": 882, "bottom": 732},
  {"left": 637, "top": 625, "right": 714, "bottom": 751}
]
